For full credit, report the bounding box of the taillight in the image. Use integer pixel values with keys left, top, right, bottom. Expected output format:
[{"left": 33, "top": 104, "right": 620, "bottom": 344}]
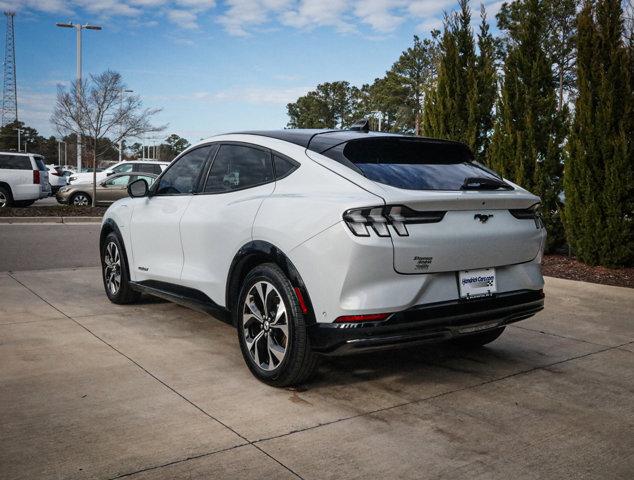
[
  {"left": 510, "top": 203, "right": 543, "bottom": 228},
  {"left": 343, "top": 205, "right": 445, "bottom": 237},
  {"left": 33, "top": 170, "right": 40, "bottom": 184},
  {"left": 334, "top": 313, "right": 391, "bottom": 323}
]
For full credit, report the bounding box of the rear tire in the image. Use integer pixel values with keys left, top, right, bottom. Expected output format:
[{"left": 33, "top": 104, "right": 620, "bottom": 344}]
[
  {"left": 0, "top": 186, "right": 13, "bottom": 208},
  {"left": 451, "top": 327, "right": 505, "bottom": 348},
  {"left": 101, "top": 232, "right": 141, "bottom": 304},
  {"left": 236, "top": 263, "right": 318, "bottom": 387}
]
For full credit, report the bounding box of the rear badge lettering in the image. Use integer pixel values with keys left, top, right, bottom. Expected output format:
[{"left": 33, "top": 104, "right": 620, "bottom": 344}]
[
  {"left": 138, "top": 266, "right": 149, "bottom": 271},
  {"left": 413, "top": 256, "right": 432, "bottom": 271}
]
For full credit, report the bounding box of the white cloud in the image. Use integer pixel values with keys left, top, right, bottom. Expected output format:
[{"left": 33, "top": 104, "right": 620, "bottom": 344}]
[
  {"left": 149, "top": 85, "right": 313, "bottom": 105},
  {"left": 4, "top": 0, "right": 501, "bottom": 37}
]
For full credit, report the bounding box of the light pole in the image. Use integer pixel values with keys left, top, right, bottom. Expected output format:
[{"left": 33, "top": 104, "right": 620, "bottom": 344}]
[
  {"left": 56, "top": 21, "right": 102, "bottom": 171},
  {"left": 370, "top": 111, "right": 383, "bottom": 132},
  {"left": 13, "top": 127, "right": 23, "bottom": 152},
  {"left": 118, "top": 88, "right": 133, "bottom": 162},
  {"left": 57, "top": 139, "right": 67, "bottom": 165}
]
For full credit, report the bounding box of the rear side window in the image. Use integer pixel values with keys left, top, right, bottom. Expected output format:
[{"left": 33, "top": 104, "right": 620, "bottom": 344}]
[
  {"left": 321, "top": 138, "right": 508, "bottom": 191},
  {"left": 155, "top": 146, "right": 212, "bottom": 195},
  {"left": 0, "top": 154, "right": 31, "bottom": 170},
  {"left": 273, "top": 155, "right": 298, "bottom": 179},
  {"left": 204, "top": 145, "right": 273, "bottom": 193},
  {"left": 136, "top": 163, "right": 161, "bottom": 174}
]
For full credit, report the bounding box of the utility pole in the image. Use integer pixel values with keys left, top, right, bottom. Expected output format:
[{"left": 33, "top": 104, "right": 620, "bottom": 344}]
[
  {"left": 1, "top": 11, "right": 18, "bottom": 127},
  {"left": 13, "top": 126, "right": 22, "bottom": 151},
  {"left": 56, "top": 21, "right": 102, "bottom": 171}
]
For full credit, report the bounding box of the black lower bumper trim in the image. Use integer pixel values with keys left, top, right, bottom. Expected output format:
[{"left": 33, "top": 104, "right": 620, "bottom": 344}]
[{"left": 308, "top": 290, "right": 544, "bottom": 355}]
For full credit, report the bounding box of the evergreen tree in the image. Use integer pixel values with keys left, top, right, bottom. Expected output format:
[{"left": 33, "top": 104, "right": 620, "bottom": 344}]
[
  {"left": 564, "top": 0, "right": 633, "bottom": 266},
  {"left": 545, "top": 0, "right": 578, "bottom": 111},
  {"left": 475, "top": 5, "right": 498, "bottom": 159},
  {"left": 423, "top": 0, "right": 478, "bottom": 149},
  {"left": 488, "top": 0, "right": 567, "bottom": 250}
]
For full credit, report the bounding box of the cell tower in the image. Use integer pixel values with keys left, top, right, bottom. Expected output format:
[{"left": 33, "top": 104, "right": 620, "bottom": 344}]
[{"left": 1, "top": 11, "right": 17, "bottom": 126}]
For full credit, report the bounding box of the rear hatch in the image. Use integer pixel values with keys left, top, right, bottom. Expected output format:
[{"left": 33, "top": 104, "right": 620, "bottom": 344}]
[
  {"left": 319, "top": 136, "right": 544, "bottom": 274},
  {"left": 33, "top": 156, "right": 51, "bottom": 194}
]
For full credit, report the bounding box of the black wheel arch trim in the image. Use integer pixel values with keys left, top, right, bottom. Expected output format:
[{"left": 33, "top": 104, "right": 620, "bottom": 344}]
[
  {"left": 100, "top": 219, "right": 132, "bottom": 279},
  {"left": 226, "top": 240, "right": 316, "bottom": 325}
]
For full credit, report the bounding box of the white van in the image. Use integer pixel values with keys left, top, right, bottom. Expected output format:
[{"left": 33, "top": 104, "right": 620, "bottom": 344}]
[{"left": 0, "top": 152, "right": 52, "bottom": 207}]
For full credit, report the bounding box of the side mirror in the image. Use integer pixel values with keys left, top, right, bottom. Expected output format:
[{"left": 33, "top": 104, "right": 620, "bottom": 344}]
[
  {"left": 128, "top": 178, "right": 149, "bottom": 198},
  {"left": 106, "top": 171, "right": 115, "bottom": 176}
]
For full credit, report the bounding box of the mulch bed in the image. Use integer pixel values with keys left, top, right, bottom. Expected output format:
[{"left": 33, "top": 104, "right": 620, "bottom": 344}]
[
  {"left": 0, "top": 206, "right": 107, "bottom": 217},
  {"left": 542, "top": 254, "right": 633, "bottom": 289}
]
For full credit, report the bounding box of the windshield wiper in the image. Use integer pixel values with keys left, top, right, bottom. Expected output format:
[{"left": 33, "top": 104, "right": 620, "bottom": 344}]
[{"left": 461, "top": 176, "right": 513, "bottom": 190}]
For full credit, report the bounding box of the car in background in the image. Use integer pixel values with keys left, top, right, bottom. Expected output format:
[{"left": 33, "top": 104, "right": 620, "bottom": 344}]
[
  {"left": 57, "top": 172, "right": 157, "bottom": 206},
  {"left": 69, "top": 160, "right": 169, "bottom": 184},
  {"left": 46, "top": 164, "right": 70, "bottom": 194},
  {"left": 0, "top": 152, "right": 51, "bottom": 207}
]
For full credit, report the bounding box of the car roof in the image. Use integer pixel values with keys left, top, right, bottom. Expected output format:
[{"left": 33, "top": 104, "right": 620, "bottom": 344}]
[
  {"left": 229, "top": 129, "right": 468, "bottom": 154},
  {"left": 110, "top": 171, "right": 157, "bottom": 177}
]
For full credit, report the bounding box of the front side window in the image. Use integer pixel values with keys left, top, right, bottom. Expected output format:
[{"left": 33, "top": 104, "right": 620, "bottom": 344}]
[
  {"left": 204, "top": 145, "right": 273, "bottom": 193},
  {"left": 155, "top": 146, "right": 211, "bottom": 195},
  {"left": 105, "top": 175, "right": 133, "bottom": 186}
]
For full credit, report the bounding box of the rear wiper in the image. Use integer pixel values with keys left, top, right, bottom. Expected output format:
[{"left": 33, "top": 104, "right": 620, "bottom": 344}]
[{"left": 461, "top": 176, "right": 513, "bottom": 190}]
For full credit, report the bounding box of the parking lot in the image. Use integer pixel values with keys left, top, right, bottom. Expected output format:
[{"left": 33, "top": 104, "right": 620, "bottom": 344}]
[{"left": 1, "top": 248, "right": 633, "bottom": 479}]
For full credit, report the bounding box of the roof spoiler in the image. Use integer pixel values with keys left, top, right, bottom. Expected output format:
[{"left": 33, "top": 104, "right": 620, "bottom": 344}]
[{"left": 348, "top": 118, "right": 370, "bottom": 133}]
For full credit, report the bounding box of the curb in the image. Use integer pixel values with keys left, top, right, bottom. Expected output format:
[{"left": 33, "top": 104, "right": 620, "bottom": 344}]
[{"left": 0, "top": 216, "right": 102, "bottom": 224}]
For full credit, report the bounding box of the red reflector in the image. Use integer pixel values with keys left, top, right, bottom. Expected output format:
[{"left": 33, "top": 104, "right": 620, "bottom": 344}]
[
  {"left": 33, "top": 170, "right": 40, "bottom": 184},
  {"left": 334, "top": 313, "right": 391, "bottom": 323},
  {"left": 293, "top": 287, "right": 309, "bottom": 314}
]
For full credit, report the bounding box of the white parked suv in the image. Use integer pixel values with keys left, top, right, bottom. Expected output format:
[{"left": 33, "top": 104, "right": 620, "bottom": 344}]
[
  {"left": 0, "top": 152, "right": 52, "bottom": 207},
  {"left": 69, "top": 160, "right": 169, "bottom": 184},
  {"left": 100, "top": 129, "right": 546, "bottom": 386}
]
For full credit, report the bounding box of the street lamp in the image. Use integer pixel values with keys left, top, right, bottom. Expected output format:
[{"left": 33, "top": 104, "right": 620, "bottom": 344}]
[
  {"left": 56, "top": 21, "right": 102, "bottom": 171},
  {"left": 119, "top": 89, "right": 133, "bottom": 162}
]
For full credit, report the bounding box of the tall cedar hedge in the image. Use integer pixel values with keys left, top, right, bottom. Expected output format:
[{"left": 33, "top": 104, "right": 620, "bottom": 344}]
[
  {"left": 564, "top": 0, "right": 633, "bottom": 266},
  {"left": 488, "top": 0, "right": 567, "bottom": 251}
]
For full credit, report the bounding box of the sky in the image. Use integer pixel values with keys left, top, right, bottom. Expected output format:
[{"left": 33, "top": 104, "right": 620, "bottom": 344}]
[{"left": 1, "top": 0, "right": 504, "bottom": 143}]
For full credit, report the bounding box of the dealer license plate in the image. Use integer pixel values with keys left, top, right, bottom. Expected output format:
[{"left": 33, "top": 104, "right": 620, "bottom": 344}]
[{"left": 458, "top": 268, "right": 497, "bottom": 299}]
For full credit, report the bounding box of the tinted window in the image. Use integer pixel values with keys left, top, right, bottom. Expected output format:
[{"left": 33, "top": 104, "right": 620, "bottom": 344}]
[
  {"left": 322, "top": 138, "right": 509, "bottom": 191},
  {"left": 274, "top": 155, "right": 298, "bottom": 179},
  {"left": 156, "top": 146, "right": 211, "bottom": 195},
  {"left": 204, "top": 145, "right": 273, "bottom": 193},
  {"left": 0, "top": 154, "right": 31, "bottom": 170},
  {"left": 135, "top": 163, "right": 161, "bottom": 174},
  {"left": 112, "top": 163, "right": 134, "bottom": 174}
]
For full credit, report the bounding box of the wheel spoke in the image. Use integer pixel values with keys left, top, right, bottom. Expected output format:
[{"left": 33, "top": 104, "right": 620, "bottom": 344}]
[
  {"left": 245, "top": 330, "right": 264, "bottom": 353},
  {"left": 244, "top": 298, "right": 263, "bottom": 322},
  {"left": 268, "top": 335, "right": 285, "bottom": 363},
  {"left": 270, "top": 322, "right": 288, "bottom": 337}
]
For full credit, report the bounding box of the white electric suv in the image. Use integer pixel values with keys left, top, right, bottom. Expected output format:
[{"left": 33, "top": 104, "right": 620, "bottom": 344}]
[{"left": 100, "top": 128, "right": 546, "bottom": 386}]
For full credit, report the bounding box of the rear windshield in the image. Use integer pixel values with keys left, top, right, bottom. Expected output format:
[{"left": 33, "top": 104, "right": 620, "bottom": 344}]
[{"left": 321, "top": 138, "right": 509, "bottom": 191}]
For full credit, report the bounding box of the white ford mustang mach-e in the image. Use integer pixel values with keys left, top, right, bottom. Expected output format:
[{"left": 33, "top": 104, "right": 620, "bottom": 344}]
[{"left": 100, "top": 127, "right": 546, "bottom": 386}]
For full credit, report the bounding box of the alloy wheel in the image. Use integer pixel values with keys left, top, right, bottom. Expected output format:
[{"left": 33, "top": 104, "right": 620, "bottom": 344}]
[
  {"left": 0, "top": 191, "right": 7, "bottom": 208},
  {"left": 73, "top": 193, "right": 89, "bottom": 206},
  {"left": 103, "top": 242, "right": 121, "bottom": 295},
  {"left": 242, "top": 281, "right": 289, "bottom": 371}
]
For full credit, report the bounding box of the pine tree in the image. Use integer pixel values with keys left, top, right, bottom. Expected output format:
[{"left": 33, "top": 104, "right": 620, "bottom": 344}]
[
  {"left": 423, "top": 0, "right": 478, "bottom": 150},
  {"left": 564, "top": 0, "right": 633, "bottom": 266},
  {"left": 488, "top": 0, "right": 567, "bottom": 250},
  {"left": 475, "top": 5, "right": 498, "bottom": 159}
]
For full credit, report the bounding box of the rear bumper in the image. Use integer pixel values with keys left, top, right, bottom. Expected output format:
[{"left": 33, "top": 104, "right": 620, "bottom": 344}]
[{"left": 308, "top": 289, "right": 544, "bottom": 355}]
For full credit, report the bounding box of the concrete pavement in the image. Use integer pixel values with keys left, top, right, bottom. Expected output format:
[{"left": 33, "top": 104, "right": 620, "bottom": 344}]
[
  {"left": 1, "top": 268, "right": 633, "bottom": 479},
  {"left": 0, "top": 224, "right": 100, "bottom": 271}
]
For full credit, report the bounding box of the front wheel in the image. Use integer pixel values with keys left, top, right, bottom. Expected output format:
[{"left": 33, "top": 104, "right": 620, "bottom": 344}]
[
  {"left": 71, "top": 192, "right": 91, "bottom": 206},
  {"left": 451, "top": 327, "right": 506, "bottom": 348},
  {"left": 236, "top": 263, "right": 318, "bottom": 387},
  {"left": 101, "top": 233, "right": 140, "bottom": 304}
]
